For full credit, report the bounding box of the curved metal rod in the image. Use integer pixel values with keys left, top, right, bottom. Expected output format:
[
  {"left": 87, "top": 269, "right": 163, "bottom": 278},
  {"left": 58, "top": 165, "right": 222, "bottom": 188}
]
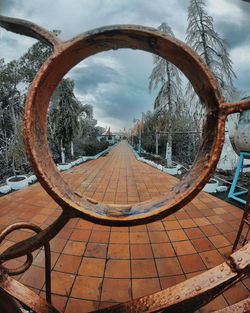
[
  {"left": 0, "top": 221, "right": 56, "bottom": 303},
  {"left": 0, "top": 270, "right": 60, "bottom": 313},
  {"left": 22, "top": 23, "right": 226, "bottom": 226},
  {"left": 0, "top": 253, "right": 33, "bottom": 276},
  {"left": 0, "top": 212, "right": 70, "bottom": 261},
  {"left": 221, "top": 99, "right": 250, "bottom": 115},
  {"left": 0, "top": 15, "right": 62, "bottom": 49}
]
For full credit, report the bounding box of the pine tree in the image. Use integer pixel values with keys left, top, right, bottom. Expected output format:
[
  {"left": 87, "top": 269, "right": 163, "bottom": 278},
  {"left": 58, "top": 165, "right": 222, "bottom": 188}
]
[
  {"left": 186, "top": 0, "right": 236, "bottom": 123},
  {"left": 149, "top": 22, "right": 183, "bottom": 167}
]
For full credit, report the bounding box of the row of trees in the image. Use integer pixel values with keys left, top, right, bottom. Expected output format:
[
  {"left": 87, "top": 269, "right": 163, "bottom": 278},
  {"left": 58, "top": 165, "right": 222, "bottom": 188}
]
[
  {"left": 133, "top": 0, "right": 238, "bottom": 167},
  {"left": 0, "top": 34, "right": 100, "bottom": 181}
]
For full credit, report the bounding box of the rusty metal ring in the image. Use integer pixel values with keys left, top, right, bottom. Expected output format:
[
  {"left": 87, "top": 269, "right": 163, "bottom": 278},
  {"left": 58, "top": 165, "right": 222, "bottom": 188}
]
[{"left": 2, "top": 17, "right": 250, "bottom": 226}]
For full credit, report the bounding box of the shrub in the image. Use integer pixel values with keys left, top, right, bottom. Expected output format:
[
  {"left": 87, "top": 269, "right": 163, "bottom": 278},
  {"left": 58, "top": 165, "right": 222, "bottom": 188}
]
[{"left": 76, "top": 140, "right": 109, "bottom": 156}]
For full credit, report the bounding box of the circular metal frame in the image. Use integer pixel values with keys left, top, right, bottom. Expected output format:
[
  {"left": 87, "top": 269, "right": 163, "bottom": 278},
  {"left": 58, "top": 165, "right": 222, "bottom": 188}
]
[
  {"left": 2, "top": 16, "right": 250, "bottom": 226},
  {"left": 23, "top": 25, "right": 225, "bottom": 225}
]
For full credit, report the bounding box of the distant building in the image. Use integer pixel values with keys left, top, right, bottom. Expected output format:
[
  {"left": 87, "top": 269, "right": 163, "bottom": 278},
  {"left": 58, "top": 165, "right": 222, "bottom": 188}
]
[
  {"left": 96, "top": 127, "right": 116, "bottom": 144},
  {"left": 113, "top": 128, "right": 129, "bottom": 140}
]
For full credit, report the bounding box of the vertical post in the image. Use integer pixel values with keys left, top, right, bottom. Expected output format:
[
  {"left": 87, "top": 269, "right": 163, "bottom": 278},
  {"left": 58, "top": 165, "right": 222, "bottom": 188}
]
[
  {"left": 138, "top": 120, "right": 142, "bottom": 155},
  {"left": 155, "top": 131, "right": 159, "bottom": 155}
]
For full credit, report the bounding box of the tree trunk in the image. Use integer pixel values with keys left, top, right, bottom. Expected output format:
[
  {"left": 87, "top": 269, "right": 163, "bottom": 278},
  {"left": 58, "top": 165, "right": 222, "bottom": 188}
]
[
  {"left": 155, "top": 132, "right": 159, "bottom": 155},
  {"left": 61, "top": 140, "right": 65, "bottom": 164},
  {"left": 165, "top": 124, "right": 173, "bottom": 167},
  {"left": 12, "top": 159, "right": 17, "bottom": 177},
  {"left": 71, "top": 141, "right": 74, "bottom": 158}
]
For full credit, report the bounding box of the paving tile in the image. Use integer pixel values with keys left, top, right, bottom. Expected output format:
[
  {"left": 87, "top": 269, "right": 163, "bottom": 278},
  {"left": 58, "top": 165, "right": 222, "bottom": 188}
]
[
  {"left": 149, "top": 231, "right": 169, "bottom": 243},
  {"left": 109, "top": 232, "right": 129, "bottom": 244},
  {"left": 70, "top": 229, "right": 91, "bottom": 241},
  {"left": 54, "top": 254, "right": 81, "bottom": 274},
  {"left": 178, "top": 254, "right": 206, "bottom": 273},
  {"left": 33, "top": 250, "right": 59, "bottom": 268},
  {"left": 167, "top": 230, "right": 188, "bottom": 242},
  {"left": 207, "top": 215, "right": 225, "bottom": 224},
  {"left": 178, "top": 219, "right": 196, "bottom": 228},
  {"left": 172, "top": 241, "right": 196, "bottom": 255},
  {"left": 132, "top": 278, "right": 161, "bottom": 298},
  {"left": 20, "top": 265, "right": 45, "bottom": 289},
  {"left": 105, "top": 259, "right": 130, "bottom": 278},
  {"left": 130, "top": 244, "right": 153, "bottom": 259},
  {"left": 208, "top": 235, "right": 231, "bottom": 248},
  {"left": 108, "top": 244, "right": 130, "bottom": 259},
  {"left": 130, "top": 232, "right": 150, "bottom": 244},
  {"left": 147, "top": 221, "right": 165, "bottom": 231},
  {"left": 155, "top": 258, "right": 183, "bottom": 276},
  {"left": 0, "top": 141, "right": 245, "bottom": 312},
  {"left": 199, "top": 295, "right": 228, "bottom": 313},
  {"left": 160, "top": 275, "right": 186, "bottom": 289},
  {"left": 193, "top": 217, "right": 211, "bottom": 227},
  {"left": 163, "top": 220, "right": 181, "bottom": 230},
  {"left": 49, "top": 237, "right": 67, "bottom": 253},
  {"left": 131, "top": 259, "right": 158, "bottom": 278},
  {"left": 224, "top": 231, "right": 237, "bottom": 244},
  {"left": 151, "top": 243, "right": 175, "bottom": 258},
  {"left": 199, "top": 250, "right": 225, "bottom": 268},
  {"left": 71, "top": 276, "right": 102, "bottom": 300},
  {"left": 84, "top": 243, "right": 107, "bottom": 258},
  {"left": 63, "top": 240, "right": 86, "bottom": 256},
  {"left": 191, "top": 237, "right": 216, "bottom": 252},
  {"left": 89, "top": 231, "right": 110, "bottom": 243},
  {"left": 223, "top": 281, "right": 249, "bottom": 305},
  {"left": 50, "top": 271, "right": 75, "bottom": 296},
  {"left": 78, "top": 257, "right": 106, "bottom": 277},
  {"left": 65, "top": 298, "right": 99, "bottom": 313},
  {"left": 184, "top": 228, "right": 204, "bottom": 239},
  {"left": 101, "top": 278, "right": 131, "bottom": 302},
  {"left": 200, "top": 225, "right": 220, "bottom": 236}
]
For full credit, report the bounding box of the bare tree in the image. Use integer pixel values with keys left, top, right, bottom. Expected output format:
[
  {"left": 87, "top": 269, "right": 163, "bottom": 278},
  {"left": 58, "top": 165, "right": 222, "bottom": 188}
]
[
  {"left": 149, "top": 22, "right": 183, "bottom": 167},
  {"left": 186, "top": 0, "right": 236, "bottom": 124}
]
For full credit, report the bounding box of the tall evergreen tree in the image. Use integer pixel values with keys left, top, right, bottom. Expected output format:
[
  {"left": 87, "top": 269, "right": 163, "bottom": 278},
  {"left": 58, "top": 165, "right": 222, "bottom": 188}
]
[
  {"left": 149, "top": 22, "right": 184, "bottom": 167},
  {"left": 186, "top": 0, "right": 236, "bottom": 123}
]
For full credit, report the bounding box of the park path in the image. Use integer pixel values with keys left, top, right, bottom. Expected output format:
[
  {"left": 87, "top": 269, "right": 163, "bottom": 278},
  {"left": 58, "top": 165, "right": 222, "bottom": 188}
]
[
  {"left": 66, "top": 140, "right": 177, "bottom": 204},
  {"left": 0, "top": 141, "right": 248, "bottom": 312}
]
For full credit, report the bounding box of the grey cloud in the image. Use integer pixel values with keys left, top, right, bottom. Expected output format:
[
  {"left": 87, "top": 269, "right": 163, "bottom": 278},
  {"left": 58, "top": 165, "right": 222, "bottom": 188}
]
[
  {"left": 70, "top": 62, "right": 121, "bottom": 94},
  {"left": 0, "top": 0, "right": 19, "bottom": 13}
]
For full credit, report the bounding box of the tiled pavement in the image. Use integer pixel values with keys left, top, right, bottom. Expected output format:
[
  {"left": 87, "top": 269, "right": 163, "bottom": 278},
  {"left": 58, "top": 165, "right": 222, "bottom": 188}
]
[{"left": 0, "top": 141, "right": 249, "bottom": 312}]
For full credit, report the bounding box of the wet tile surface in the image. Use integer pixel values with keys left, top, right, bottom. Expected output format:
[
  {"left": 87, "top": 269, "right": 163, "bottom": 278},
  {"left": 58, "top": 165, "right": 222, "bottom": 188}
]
[{"left": 0, "top": 141, "right": 248, "bottom": 312}]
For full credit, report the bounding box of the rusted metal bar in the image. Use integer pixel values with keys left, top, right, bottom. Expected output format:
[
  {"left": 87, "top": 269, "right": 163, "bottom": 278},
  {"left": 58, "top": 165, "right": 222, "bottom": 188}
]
[
  {"left": 213, "top": 297, "right": 250, "bottom": 313},
  {"left": 0, "top": 15, "right": 62, "bottom": 49},
  {"left": 0, "top": 243, "right": 248, "bottom": 313},
  {"left": 0, "top": 212, "right": 69, "bottom": 262},
  {"left": 232, "top": 188, "right": 250, "bottom": 252},
  {"left": 1, "top": 15, "right": 250, "bottom": 313},
  {"left": 94, "top": 243, "right": 250, "bottom": 313},
  {"left": 1, "top": 16, "right": 250, "bottom": 227},
  {"left": 0, "top": 222, "right": 52, "bottom": 303},
  {"left": 0, "top": 270, "right": 60, "bottom": 313},
  {"left": 0, "top": 288, "right": 23, "bottom": 313}
]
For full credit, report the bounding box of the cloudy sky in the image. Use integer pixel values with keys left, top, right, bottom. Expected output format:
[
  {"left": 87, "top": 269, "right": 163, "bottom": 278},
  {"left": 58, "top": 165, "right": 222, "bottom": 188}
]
[{"left": 1, "top": 0, "right": 250, "bottom": 131}]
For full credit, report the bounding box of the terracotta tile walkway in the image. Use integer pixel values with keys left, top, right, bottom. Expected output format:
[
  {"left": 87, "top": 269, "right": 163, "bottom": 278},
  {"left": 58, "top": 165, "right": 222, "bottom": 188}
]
[{"left": 0, "top": 141, "right": 249, "bottom": 312}]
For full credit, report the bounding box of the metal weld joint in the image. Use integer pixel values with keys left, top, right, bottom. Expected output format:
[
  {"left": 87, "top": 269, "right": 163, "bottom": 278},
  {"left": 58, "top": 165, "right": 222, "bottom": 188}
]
[{"left": 227, "top": 244, "right": 250, "bottom": 275}]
